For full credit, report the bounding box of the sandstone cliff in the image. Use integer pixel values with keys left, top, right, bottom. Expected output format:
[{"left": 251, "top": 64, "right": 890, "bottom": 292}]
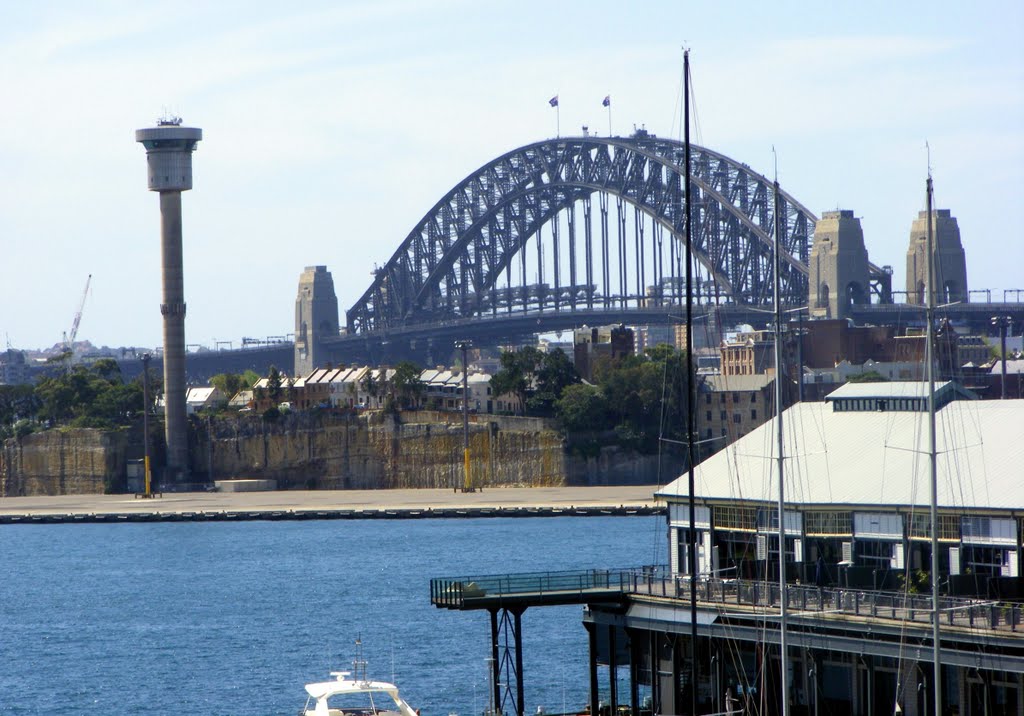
[{"left": 2, "top": 411, "right": 667, "bottom": 496}]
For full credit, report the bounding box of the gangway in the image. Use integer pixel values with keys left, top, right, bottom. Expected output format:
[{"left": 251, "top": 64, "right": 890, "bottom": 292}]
[{"left": 431, "top": 568, "right": 657, "bottom": 716}]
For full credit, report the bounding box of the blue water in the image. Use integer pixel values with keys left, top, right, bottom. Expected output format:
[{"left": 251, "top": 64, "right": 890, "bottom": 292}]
[{"left": 0, "top": 516, "right": 664, "bottom": 715}]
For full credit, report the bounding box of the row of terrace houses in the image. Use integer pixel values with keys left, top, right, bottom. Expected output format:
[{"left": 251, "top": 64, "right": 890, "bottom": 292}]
[{"left": 233, "top": 366, "right": 523, "bottom": 414}]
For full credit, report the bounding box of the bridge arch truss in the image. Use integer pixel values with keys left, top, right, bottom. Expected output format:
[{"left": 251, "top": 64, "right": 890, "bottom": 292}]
[{"left": 348, "top": 136, "right": 824, "bottom": 334}]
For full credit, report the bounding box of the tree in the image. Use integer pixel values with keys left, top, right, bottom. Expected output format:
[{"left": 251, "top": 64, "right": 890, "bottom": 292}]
[
  {"left": 32, "top": 362, "right": 143, "bottom": 429},
  {"left": 595, "top": 346, "right": 691, "bottom": 454},
  {"left": 267, "top": 366, "right": 284, "bottom": 403},
  {"left": 529, "top": 349, "right": 580, "bottom": 415},
  {"left": 210, "top": 372, "right": 247, "bottom": 398},
  {"left": 556, "top": 383, "right": 609, "bottom": 432},
  {"left": 488, "top": 348, "right": 539, "bottom": 411},
  {"left": 0, "top": 385, "right": 41, "bottom": 439},
  {"left": 391, "top": 361, "right": 424, "bottom": 409},
  {"left": 361, "top": 371, "right": 380, "bottom": 402}
]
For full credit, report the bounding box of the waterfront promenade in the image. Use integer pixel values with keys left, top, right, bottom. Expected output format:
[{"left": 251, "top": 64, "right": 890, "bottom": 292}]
[{"left": 0, "top": 486, "right": 664, "bottom": 523}]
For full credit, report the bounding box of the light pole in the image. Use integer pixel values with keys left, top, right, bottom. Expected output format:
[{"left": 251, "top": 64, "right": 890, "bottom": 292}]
[
  {"left": 141, "top": 353, "right": 155, "bottom": 498},
  {"left": 991, "top": 315, "right": 1012, "bottom": 400},
  {"left": 455, "top": 340, "right": 475, "bottom": 492}
]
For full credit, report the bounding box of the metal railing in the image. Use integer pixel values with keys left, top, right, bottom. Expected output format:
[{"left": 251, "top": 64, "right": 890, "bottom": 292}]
[
  {"left": 630, "top": 573, "right": 1024, "bottom": 635},
  {"left": 431, "top": 567, "right": 1024, "bottom": 635},
  {"left": 430, "top": 566, "right": 664, "bottom": 608}
]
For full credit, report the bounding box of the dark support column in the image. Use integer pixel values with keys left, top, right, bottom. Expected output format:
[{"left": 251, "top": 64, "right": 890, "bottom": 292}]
[
  {"left": 669, "top": 635, "right": 682, "bottom": 716},
  {"left": 609, "top": 625, "right": 618, "bottom": 714},
  {"left": 808, "top": 650, "right": 821, "bottom": 716},
  {"left": 589, "top": 625, "right": 600, "bottom": 716},
  {"left": 649, "top": 630, "right": 659, "bottom": 715},
  {"left": 514, "top": 609, "right": 525, "bottom": 716},
  {"left": 628, "top": 629, "right": 639, "bottom": 716},
  {"left": 490, "top": 609, "right": 500, "bottom": 716}
]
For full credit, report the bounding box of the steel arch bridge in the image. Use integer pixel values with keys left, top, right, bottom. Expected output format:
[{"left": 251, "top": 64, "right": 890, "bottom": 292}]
[{"left": 346, "top": 134, "right": 886, "bottom": 335}]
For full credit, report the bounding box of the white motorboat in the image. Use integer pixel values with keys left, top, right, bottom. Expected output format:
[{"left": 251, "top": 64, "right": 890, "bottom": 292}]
[{"left": 300, "top": 670, "right": 418, "bottom": 716}]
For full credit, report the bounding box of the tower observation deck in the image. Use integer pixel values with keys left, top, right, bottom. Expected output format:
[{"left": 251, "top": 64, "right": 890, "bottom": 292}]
[{"left": 135, "top": 117, "right": 202, "bottom": 486}]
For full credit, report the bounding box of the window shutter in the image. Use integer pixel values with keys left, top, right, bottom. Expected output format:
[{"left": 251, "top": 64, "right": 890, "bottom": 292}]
[
  {"left": 891, "top": 543, "right": 905, "bottom": 569},
  {"left": 669, "top": 527, "right": 679, "bottom": 574}
]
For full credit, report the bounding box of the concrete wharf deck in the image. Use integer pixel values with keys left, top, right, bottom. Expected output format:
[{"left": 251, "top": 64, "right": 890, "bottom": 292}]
[{"left": 0, "top": 486, "right": 664, "bottom": 524}]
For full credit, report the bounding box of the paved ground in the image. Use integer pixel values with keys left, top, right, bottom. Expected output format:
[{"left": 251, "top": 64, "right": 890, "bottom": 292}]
[{"left": 0, "top": 485, "right": 665, "bottom": 516}]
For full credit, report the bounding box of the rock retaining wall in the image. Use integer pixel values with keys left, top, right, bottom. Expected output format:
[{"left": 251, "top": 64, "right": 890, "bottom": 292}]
[{"left": 2, "top": 412, "right": 667, "bottom": 496}]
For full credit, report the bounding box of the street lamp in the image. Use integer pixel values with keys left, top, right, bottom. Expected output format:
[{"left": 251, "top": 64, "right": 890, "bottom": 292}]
[
  {"left": 455, "top": 340, "right": 476, "bottom": 492},
  {"left": 991, "top": 315, "right": 1013, "bottom": 400},
  {"left": 140, "top": 353, "right": 156, "bottom": 498}
]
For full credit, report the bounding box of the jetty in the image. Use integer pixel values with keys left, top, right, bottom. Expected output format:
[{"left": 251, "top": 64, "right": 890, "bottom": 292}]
[{"left": 0, "top": 486, "right": 664, "bottom": 524}]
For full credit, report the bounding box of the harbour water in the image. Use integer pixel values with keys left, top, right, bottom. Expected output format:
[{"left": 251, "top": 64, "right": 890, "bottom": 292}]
[{"left": 0, "top": 515, "right": 663, "bottom": 715}]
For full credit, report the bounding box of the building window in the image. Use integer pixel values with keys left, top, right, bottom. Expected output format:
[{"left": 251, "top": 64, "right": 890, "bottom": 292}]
[
  {"left": 751, "top": 409, "right": 757, "bottom": 420},
  {"left": 706, "top": 394, "right": 712, "bottom": 405},
  {"left": 716, "top": 505, "right": 757, "bottom": 531},
  {"left": 733, "top": 392, "right": 740, "bottom": 403},
  {"left": 751, "top": 393, "right": 757, "bottom": 404},
  {"left": 706, "top": 411, "right": 712, "bottom": 422},
  {"left": 733, "top": 413, "right": 741, "bottom": 424},
  {"left": 720, "top": 411, "right": 726, "bottom": 421},
  {"left": 805, "top": 511, "right": 852, "bottom": 536},
  {"left": 907, "top": 513, "right": 962, "bottom": 541}
]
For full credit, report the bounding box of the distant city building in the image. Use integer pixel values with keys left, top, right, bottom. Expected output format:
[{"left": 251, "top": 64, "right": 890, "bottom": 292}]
[
  {"left": 573, "top": 325, "right": 634, "bottom": 381},
  {"left": 0, "top": 349, "right": 30, "bottom": 385},
  {"left": 698, "top": 373, "right": 774, "bottom": 445},
  {"left": 719, "top": 329, "right": 775, "bottom": 377}
]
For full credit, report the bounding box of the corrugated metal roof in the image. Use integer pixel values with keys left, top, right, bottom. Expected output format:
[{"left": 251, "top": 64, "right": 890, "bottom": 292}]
[
  {"left": 701, "top": 374, "right": 773, "bottom": 392},
  {"left": 824, "top": 380, "right": 952, "bottom": 400},
  {"left": 186, "top": 386, "right": 218, "bottom": 403},
  {"left": 657, "top": 398, "right": 1024, "bottom": 511},
  {"left": 990, "top": 360, "right": 1024, "bottom": 375}
]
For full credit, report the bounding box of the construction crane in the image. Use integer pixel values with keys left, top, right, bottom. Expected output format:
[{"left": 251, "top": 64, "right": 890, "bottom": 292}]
[{"left": 62, "top": 274, "right": 92, "bottom": 366}]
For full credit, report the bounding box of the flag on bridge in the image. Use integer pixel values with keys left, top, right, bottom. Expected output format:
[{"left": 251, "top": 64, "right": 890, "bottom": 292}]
[
  {"left": 602, "top": 95, "right": 610, "bottom": 107},
  {"left": 548, "top": 95, "right": 559, "bottom": 107}
]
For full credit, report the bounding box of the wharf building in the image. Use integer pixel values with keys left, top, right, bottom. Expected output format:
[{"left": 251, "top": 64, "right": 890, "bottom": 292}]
[
  {"left": 431, "top": 383, "right": 1023, "bottom": 716},
  {"left": 587, "top": 383, "right": 1024, "bottom": 716}
]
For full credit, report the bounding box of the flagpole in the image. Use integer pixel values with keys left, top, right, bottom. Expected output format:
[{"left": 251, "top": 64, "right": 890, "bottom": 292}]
[
  {"left": 607, "top": 102, "right": 612, "bottom": 136},
  {"left": 557, "top": 103, "right": 560, "bottom": 138}
]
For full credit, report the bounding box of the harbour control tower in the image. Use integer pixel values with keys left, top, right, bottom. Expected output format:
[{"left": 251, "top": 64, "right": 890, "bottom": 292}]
[{"left": 135, "top": 117, "right": 202, "bottom": 486}]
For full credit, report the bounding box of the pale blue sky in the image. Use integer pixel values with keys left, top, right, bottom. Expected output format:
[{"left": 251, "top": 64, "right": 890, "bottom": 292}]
[{"left": 1, "top": 1, "right": 1022, "bottom": 350}]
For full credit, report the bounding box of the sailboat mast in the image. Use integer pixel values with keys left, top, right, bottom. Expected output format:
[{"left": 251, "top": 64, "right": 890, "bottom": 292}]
[
  {"left": 925, "top": 174, "right": 942, "bottom": 715},
  {"left": 772, "top": 178, "right": 790, "bottom": 716},
  {"left": 682, "top": 48, "right": 699, "bottom": 716}
]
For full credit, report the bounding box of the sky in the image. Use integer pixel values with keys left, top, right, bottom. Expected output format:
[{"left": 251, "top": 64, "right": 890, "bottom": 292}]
[{"left": 1, "top": 1, "right": 1022, "bottom": 351}]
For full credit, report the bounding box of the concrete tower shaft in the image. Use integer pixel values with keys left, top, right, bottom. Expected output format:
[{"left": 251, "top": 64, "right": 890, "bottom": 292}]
[
  {"left": 294, "top": 265, "right": 340, "bottom": 376},
  {"left": 808, "top": 209, "right": 871, "bottom": 320},
  {"left": 135, "top": 120, "right": 201, "bottom": 486},
  {"left": 906, "top": 209, "right": 968, "bottom": 305}
]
